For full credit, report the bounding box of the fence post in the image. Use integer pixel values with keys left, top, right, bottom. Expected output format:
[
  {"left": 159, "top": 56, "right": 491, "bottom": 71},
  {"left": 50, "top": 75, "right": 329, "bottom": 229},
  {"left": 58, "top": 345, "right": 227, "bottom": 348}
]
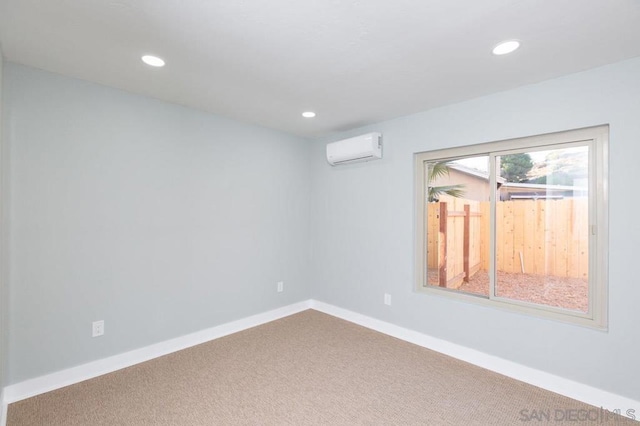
[
  {"left": 439, "top": 202, "right": 448, "bottom": 287},
  {"left": 463, "top": 204, "right": 470, "bottom": 282}
]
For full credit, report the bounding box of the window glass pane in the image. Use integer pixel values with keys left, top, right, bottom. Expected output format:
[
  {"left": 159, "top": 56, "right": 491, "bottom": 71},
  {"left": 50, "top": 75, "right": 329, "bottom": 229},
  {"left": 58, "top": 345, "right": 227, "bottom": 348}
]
[
  {"left": 495, "top": 146, "right": 589, "bottom": 312},
  {"left": 425, "top": 156, "right": 490, "bottom": 297}
]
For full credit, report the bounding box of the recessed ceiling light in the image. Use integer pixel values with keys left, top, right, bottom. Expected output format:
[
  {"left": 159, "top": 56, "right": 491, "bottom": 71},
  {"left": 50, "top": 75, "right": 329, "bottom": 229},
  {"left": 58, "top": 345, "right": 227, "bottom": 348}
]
[
  {"left": 302, "top": 111, "right": 316, "bottom": 118},
  {"left": 492, "top": 40, "right": 520, "bottom": 56},
  {"left": 141, "top": 55, "right": 165, "bottom": 67}
]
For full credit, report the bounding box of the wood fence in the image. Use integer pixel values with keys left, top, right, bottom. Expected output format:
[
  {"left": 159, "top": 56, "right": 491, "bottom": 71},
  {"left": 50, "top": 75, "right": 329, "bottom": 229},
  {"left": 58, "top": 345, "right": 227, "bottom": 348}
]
[
  {"left": 426, "top": 195, "right": 482, "bottom": 289},
  {"left": 427, "top": 196, "right": 588, "bottom": 289}
]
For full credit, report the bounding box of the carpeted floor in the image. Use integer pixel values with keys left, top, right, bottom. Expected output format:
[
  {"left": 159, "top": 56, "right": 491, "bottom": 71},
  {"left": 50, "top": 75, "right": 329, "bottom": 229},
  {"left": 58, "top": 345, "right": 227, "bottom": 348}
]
[{"left": 7, "top": 310, "right": 635, "bottom": 425}]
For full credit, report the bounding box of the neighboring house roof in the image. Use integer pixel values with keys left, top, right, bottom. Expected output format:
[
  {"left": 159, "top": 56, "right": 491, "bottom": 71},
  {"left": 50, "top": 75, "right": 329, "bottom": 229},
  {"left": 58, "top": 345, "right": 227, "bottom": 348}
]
[
  {"left": 500, "top": 182, "right": 588, "bottom": 200},
  {"left": 501, "top": 182, "right": 587, "bottom": 191},
  {"left": 448, "top": 164, "right": 506, "bottom": 184}
]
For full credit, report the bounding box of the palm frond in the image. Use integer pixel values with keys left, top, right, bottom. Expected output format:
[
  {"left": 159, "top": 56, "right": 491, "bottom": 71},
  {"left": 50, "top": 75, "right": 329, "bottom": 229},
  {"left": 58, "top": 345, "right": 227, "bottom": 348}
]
[
  {"left": 428, "top": 184, "right": 466, "bottom": 202},
  {"left": 427, "top": 161, "right": 466, "bottom": 202},
  {"left": 428, "top": 162, "right": 451, "bottom": 181}
]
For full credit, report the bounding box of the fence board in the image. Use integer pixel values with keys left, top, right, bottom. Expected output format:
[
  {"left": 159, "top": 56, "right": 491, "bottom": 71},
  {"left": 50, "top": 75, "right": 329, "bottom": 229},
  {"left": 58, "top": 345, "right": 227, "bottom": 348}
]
[
  {"left": 523, "top": 200, "right": 535, "bottom": 274},
  {"left": 558, "top": 199, "right": 569, "bottom": 277},
  {"left": 469, "top": 201, "right": 481, "bottom": 275},
  {"left": 534, "top": 201, "right": 546, "bottom": 275},
  {"left": 548, "top": 200, "right": 558, "bottom": 277},
  {"left": 480, "top": 202, "right": 490, "bottom": 271},
  {"left": 493, "top": 198, "right": 587, "bottom": 278},
  {"left": 504, "top": 201, "right": 515, "bottom": 273},
  {"left": 439, "top": 202, "right": 448, "bottom": 287},
  {"left": 427, "top": 203, "right": 439, "bottom": 270},
  {"left": 497, "top": 201, "right": 503, "bottom": 273},
  {"left": 424, "top": 197, "right": 587, "bottom": 283},
  {"left": 513, "top": 201, "right": 525, "bottom": 273},
  {"left": 464, "top": 204, "right": 470, "bottom": 281},
  {"left": 448, "top": 197, "right": 465, "bottom": 287}
]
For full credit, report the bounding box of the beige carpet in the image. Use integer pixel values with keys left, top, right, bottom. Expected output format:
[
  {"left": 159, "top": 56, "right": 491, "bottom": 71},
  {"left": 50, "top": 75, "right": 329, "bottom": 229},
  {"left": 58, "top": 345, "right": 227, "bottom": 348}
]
[{"left": 7, "top": 310, "right": 635, "bottom": 425}]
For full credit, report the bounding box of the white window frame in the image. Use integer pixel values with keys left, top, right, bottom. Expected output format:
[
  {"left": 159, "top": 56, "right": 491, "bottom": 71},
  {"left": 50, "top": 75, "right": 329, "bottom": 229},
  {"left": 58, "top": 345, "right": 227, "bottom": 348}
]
[{"left": 414, "top": 125, "right": 608, "bottom": 329}]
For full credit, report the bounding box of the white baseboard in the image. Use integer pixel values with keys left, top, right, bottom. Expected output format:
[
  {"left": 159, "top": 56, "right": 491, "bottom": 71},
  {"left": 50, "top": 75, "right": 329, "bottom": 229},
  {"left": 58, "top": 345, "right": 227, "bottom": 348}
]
[
  {"left": 2, "top": 299, "right": 637, "bottom": 424},
  {"left": 0, "top": 389, "right": 6, "bottom": 426},
  {"left": 2, "top": 300, "right": 312, "bottom": 405},
  {"left": 309, "top": 300, "right": 639, "bottom": 419}
]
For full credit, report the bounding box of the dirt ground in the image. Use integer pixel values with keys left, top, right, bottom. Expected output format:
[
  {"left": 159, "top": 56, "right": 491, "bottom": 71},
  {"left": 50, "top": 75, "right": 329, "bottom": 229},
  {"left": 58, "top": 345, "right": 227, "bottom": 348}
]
[{"left": 429, "top": 270, "right": 588, "bottom": 312}]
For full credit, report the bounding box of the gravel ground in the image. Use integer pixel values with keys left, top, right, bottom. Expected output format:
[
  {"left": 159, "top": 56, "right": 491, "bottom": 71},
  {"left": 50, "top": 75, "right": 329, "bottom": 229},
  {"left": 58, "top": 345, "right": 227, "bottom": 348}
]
[{"left": 429, "top": 270, "right": 588, "bottom": 312}]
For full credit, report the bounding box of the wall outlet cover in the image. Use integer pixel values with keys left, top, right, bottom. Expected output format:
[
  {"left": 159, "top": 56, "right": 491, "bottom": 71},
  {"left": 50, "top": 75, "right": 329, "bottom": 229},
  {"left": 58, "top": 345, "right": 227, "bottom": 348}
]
[{"left": 92, "top": 320, "right": 105, "bottom": 337}]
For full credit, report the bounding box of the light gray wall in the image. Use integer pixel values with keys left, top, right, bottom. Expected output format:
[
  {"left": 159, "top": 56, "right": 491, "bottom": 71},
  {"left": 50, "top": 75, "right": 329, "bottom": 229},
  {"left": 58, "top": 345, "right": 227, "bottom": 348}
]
[
  {"left": 0, "top": 47, "right": 6, "bottom": 391},
  {"left": 3, "top": 63, "right": 312, "bottom": 384},
  {"left": 310, "top": 57, "right": 640, "bottom": 400}
]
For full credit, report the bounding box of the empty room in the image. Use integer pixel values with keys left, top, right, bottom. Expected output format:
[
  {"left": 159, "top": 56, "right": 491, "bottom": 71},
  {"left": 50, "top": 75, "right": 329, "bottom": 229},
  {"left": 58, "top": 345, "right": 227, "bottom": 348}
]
[{"left": 0, "top": 1, "right": 639, "bottom": 425}]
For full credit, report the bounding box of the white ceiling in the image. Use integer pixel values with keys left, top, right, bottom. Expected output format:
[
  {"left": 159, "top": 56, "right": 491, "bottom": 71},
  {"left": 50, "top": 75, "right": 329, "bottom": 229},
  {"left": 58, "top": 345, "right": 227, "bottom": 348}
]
[{"left": 1, "top": 0, "right": 640, "bottom": 139}]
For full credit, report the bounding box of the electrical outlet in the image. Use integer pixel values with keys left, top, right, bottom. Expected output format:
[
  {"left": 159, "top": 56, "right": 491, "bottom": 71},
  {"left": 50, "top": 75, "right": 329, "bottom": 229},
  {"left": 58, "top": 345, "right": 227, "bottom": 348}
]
[
  {"left": 92, "top": 320, "right": 104, "bottom": 337},
  {"left": 384, "top": 293, "right": 391, "bottom": 306},
  {"left": 277, "top": 281, "right": 284, "bottom": 293}
]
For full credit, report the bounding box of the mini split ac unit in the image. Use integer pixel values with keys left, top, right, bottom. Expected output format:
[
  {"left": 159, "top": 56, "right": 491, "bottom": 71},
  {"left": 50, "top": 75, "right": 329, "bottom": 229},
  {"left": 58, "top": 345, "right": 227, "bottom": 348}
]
[{"left": 326, "top": 132, "right": 382, "bottom": 166}]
